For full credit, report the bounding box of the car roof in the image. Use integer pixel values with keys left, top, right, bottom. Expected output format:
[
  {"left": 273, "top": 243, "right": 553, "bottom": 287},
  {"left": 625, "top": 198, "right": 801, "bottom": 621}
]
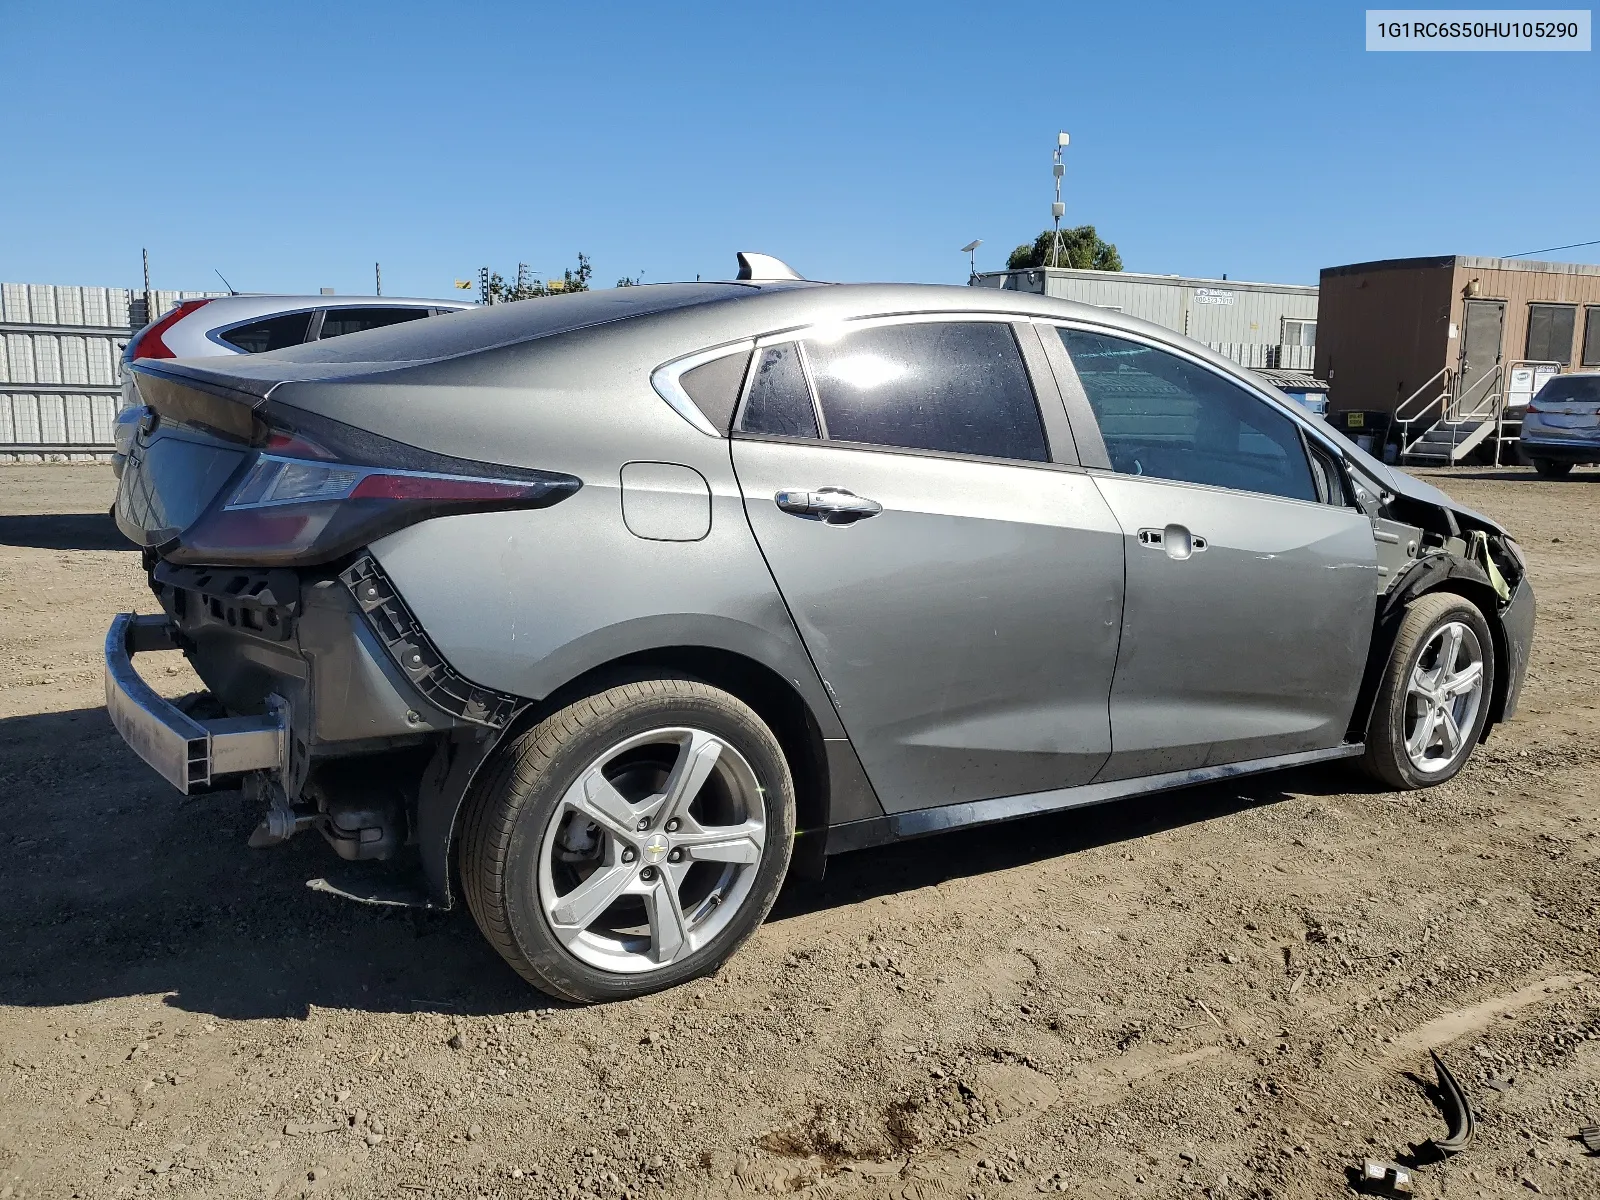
[{"left": 143, "top": 279, "right": 1243, "bottom": 390}]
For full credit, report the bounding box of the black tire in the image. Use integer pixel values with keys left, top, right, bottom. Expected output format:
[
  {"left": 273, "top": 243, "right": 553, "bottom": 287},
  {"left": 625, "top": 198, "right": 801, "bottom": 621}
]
[
  {"left": 1360, "top": 592, "right": 1495, "bottom": 790},
  {"left": 457, "top": 679, "right": 795, "bottom": 1003},
  {"left": 1531, "top": 458, "right": 1574, "bottom": 479}
]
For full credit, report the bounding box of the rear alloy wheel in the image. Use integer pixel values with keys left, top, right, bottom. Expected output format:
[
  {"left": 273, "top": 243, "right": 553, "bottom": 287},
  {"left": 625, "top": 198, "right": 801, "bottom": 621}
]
[
  {"left": 1531, "top": 458, "right": 1574, "bottom": 479},
  {"left": 458, "top": 680, "right": 794, "bottom": 1003},
  {"left": 1360, "top": 593, "right": 1495, "bottom": 789}
]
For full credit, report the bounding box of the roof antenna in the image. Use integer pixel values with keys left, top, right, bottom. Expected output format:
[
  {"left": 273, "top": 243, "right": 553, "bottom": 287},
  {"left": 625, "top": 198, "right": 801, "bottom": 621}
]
[
  {"left": 214, "top": 268, "right": 238, "bottom": 295},
  {"left": 735, "top": 252, "right": 804, "bottom": 281}
]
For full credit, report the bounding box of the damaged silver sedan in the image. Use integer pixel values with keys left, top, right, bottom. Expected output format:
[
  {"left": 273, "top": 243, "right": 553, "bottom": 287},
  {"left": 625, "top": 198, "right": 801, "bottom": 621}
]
[{"left": 105, "top": 255, "right": 1535, "bottom": 1002}]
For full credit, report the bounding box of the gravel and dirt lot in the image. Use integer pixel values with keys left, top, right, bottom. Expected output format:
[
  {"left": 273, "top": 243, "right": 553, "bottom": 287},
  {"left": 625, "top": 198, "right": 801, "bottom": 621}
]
[{"left": 1, "top": 464, "right": 1598, "bottom": 1200}]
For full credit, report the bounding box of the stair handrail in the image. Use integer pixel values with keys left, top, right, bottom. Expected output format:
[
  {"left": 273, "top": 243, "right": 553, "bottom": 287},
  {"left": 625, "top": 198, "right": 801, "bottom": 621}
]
[
  {"left": 1452, "top": 362, "right": 1503, "bottom": 422},
  {"left": 1494, "top": 359, "right": 1563, "bottom": 465},
  {"left": 1433, "top": 364, "right": 1504, "bottom": 460},
  {"left": 1395, "top": 366, "right": 1452, "bottom": 457}
]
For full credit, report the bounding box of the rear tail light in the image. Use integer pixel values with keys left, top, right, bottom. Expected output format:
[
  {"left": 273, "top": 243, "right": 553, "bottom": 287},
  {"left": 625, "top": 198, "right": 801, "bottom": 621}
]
[
  {"left": 166, "top": 404, "right": 581, "bottom": 567},
  {"left": 224, "top": 455, "right": 556, "bottom": 510},
  {"left": 127, "top": 298, "right": 215, "bottom": 360}
]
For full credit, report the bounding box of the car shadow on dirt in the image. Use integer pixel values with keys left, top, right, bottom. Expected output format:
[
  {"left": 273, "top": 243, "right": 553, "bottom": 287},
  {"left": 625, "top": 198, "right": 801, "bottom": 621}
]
[
  {"left": 773, "top": 764, "right": 1379, "bottom": 921},
  {"left": 0, "top": 511, "right": 132, "bottom": 551},
  {"left": 0, "top": 704, "right": 1377, "bottom": 1022}
]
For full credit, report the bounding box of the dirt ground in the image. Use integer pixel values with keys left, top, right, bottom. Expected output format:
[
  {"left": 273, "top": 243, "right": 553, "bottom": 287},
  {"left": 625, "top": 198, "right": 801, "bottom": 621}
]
[{"left": 1, "top": 464, "right": 1598, "bottom": 1200}]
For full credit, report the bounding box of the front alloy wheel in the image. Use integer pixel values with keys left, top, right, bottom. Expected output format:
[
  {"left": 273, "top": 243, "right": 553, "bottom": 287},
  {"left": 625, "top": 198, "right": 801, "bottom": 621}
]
[
  {"left": 458, "top": 680, "right": 794, "bottom": 1003},
  {"left": 1401, "top": 621, "right": 1486, "bottom": 776},
  {"left": 1360, "top": 592, "right": 1496, "bottom": 789}
]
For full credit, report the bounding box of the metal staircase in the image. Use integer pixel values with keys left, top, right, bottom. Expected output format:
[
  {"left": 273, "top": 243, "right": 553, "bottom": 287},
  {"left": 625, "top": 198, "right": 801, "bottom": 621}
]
[{"left": 1396, "top": 366, "right": 1504, "bottom": 465}]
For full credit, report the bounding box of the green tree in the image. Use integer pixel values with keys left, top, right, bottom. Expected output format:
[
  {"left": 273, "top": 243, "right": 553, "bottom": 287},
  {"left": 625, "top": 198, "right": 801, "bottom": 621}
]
[
  {"left": 484, "top": 252, "right": 594, "bottom": 303},
  {"left": 1006, "top": 226, "right": 1123, "bottom": 272}
]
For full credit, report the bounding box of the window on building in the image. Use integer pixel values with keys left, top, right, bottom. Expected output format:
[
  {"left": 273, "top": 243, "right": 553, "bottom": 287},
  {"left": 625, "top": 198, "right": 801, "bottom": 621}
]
[
  {"left": 803, "top": 321, "right": 1049, "bottom": 462},
  {"left": 1057, "top": 327, "right": 1317, "bottom": 502},
  {"left": 217, "top": 311, "right": 314, "bottom": 353},
  {"left": 1526, "top": 304, "right": 1577, "bottom": 365},
  {"left": 1282, "top": 318, "right": 1317, "bottom": 348},
  {"left": 1583, "top": 306, "right": 1600, "bottom": 368}
]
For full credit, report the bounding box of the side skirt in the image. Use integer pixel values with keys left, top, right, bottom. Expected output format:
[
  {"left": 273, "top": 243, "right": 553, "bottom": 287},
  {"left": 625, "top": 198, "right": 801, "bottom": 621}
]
[{"left": 824, "top": 742, "right": 1364, "bottom": 855}]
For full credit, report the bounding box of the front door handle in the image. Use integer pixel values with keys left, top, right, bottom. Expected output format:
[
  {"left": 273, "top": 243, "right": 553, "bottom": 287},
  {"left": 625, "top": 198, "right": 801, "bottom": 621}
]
[
  {"left": 774, "top": 487, "right": 883, "bottom": 525},
  {"left": 1138, "top": 524, "right": 1207, "bottom": 560}
]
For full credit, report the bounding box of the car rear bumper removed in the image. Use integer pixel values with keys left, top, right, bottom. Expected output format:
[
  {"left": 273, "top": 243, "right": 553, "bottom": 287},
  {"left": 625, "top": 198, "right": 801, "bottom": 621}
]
[{"left": 104, "top": 613, "right": 287, "bottom": 794}]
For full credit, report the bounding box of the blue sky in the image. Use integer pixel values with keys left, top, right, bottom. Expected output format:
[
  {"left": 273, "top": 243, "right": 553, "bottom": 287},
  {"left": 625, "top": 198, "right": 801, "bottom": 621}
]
[{"left": 4, "top": 1, "right": 1596, "bottom": 296}]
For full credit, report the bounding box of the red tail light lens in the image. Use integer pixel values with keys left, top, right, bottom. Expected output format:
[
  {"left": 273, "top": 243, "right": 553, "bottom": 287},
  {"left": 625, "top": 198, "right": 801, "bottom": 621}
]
[
  {"left": 169, "top": 453, "right": 580, "bottom": 567},
  {"left": 128, "top": 298, "right": 215, "bottom": 360},
  {"left": 222, "top": 456, "right": 558, "bottom": 511}
]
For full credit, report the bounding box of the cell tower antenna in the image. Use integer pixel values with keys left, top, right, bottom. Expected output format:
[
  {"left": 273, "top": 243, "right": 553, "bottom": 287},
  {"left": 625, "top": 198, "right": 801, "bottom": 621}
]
[{"left": 1049, "top": 131, "right": 1070, "bottom": 268}]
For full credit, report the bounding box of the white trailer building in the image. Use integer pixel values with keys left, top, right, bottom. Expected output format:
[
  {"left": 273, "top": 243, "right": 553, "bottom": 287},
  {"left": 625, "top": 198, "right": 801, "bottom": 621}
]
[{"left": 971, "top": 266, "right": 1320, "bottom": 373}]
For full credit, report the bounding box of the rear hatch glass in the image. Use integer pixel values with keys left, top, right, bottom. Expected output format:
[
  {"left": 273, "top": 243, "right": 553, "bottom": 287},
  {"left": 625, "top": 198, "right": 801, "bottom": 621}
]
[
  {"left": 115, "top": 426, "right": 248, "bottom": 547},
  {"left": 1534, "top": 375, "right": 1600, "bottom": 410}
]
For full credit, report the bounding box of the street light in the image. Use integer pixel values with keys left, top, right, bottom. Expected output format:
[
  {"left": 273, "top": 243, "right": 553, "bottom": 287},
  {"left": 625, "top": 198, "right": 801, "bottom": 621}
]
[{"left": 960, "top": 239, "right": 982, "bottom": 281}]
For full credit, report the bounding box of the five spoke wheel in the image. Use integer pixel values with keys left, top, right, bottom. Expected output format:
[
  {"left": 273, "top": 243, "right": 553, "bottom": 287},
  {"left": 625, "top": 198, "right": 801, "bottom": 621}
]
[
  {"left": 1402, "top": 621, "right": 1485, "bottom": 774},
  {"left": 538, "top": 728, "right": 767, "bottom": 974},
  {"left": 1362, "top": 592, "right": 1496, "bottom": 790}
]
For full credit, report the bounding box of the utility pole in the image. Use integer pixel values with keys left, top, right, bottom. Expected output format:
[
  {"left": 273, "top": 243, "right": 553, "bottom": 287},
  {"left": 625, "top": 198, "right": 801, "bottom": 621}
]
[
  {"left": 142, "top": 247, "right": 152, "bottom": 325},
  {"left": 478, "top": 266, "right": 491, "bottom": 306},
  {"left": 375, "top": 262, "right": 382, "bottom": 296},
  {"left": 1049, "top": 132, "right": 1070, "bottom": 268},
  {"left": 516, "top": 263, "right": 531, "bottom": 296}
]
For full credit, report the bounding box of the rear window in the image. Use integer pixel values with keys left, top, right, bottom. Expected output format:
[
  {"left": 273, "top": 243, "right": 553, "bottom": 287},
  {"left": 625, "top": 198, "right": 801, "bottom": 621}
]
[
  {"left": 1534, "top": 375, "right": 1600, "bottom": 405},
  {"left": 319, "top": 307, "right": 432, "bottom": 340},
  {"left": 263, "top": 283, "right": 769, "bottom": 364},
  {"left": 218, "top": 311, "right": 313, "bottom": 353},
  {"left": 679, "top": 350, "right": 751, "bottom": 431}
]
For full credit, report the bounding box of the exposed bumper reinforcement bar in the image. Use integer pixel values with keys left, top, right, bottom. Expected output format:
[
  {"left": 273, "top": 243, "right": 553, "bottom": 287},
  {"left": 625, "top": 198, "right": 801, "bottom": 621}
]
[{"left": 104, "top": 612, "right": 286, "bottom": 794}]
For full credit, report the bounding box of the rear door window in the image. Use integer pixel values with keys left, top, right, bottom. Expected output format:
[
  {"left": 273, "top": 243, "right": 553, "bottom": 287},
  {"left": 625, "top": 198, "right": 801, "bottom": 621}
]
[
  {"left": 737, "top": 344, "right": 820, "bottom": 439},
  {"left": 318, "top": 307, "right": 432, "bottom": 339},
  {"left": 803, "top": 321, "right": 1048, "bottom": 461},
  {"left": 1057, "top": 327, "right": 1317, "bottom": 502},
  {"left": 217, "top": 311, "right": 314, "bottom": 353}
]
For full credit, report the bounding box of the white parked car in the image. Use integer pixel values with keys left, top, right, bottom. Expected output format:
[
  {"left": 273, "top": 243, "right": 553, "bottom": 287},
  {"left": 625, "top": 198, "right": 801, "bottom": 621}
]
[{"left": 114, "top": 294, "right": 474, "bottom": 470}]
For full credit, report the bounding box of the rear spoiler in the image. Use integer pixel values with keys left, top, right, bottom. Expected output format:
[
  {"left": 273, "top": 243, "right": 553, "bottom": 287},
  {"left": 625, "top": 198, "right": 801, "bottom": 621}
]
[{"left": 130, "top": 362, "right": 273, "bottom": 444}]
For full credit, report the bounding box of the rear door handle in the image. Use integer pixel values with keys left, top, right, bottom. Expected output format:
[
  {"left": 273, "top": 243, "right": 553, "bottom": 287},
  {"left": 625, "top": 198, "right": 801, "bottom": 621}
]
[
  {"left": 774, "top": 487, "right": 883, "bottom": 525},
  {"left": 1138, "top": 525, "right": 1207, "bottom": 559}
]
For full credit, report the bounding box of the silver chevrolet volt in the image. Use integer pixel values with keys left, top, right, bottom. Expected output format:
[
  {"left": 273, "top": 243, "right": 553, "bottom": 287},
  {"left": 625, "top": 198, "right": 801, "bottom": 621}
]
[{"left": 106, "top": 254, "right": 1535, "bottom": 1002}]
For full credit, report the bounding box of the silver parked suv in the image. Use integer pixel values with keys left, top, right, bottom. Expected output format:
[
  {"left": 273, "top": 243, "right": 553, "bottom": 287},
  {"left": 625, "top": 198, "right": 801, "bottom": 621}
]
[
  {"left": 106, "top": 254, "right": 1534, "bottom": 1002},
  {"left": 1520, "top": 370, "right": 1600, "bottom": 477}
]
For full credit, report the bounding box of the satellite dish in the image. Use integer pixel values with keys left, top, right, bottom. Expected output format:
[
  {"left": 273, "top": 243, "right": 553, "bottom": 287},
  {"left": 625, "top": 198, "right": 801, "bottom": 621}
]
[
  {"left": 736, "top": 252, "right": 804, "bottom": 281},
  {"left": 960, "top": 240, "right": 982, "bottom": 253}
]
